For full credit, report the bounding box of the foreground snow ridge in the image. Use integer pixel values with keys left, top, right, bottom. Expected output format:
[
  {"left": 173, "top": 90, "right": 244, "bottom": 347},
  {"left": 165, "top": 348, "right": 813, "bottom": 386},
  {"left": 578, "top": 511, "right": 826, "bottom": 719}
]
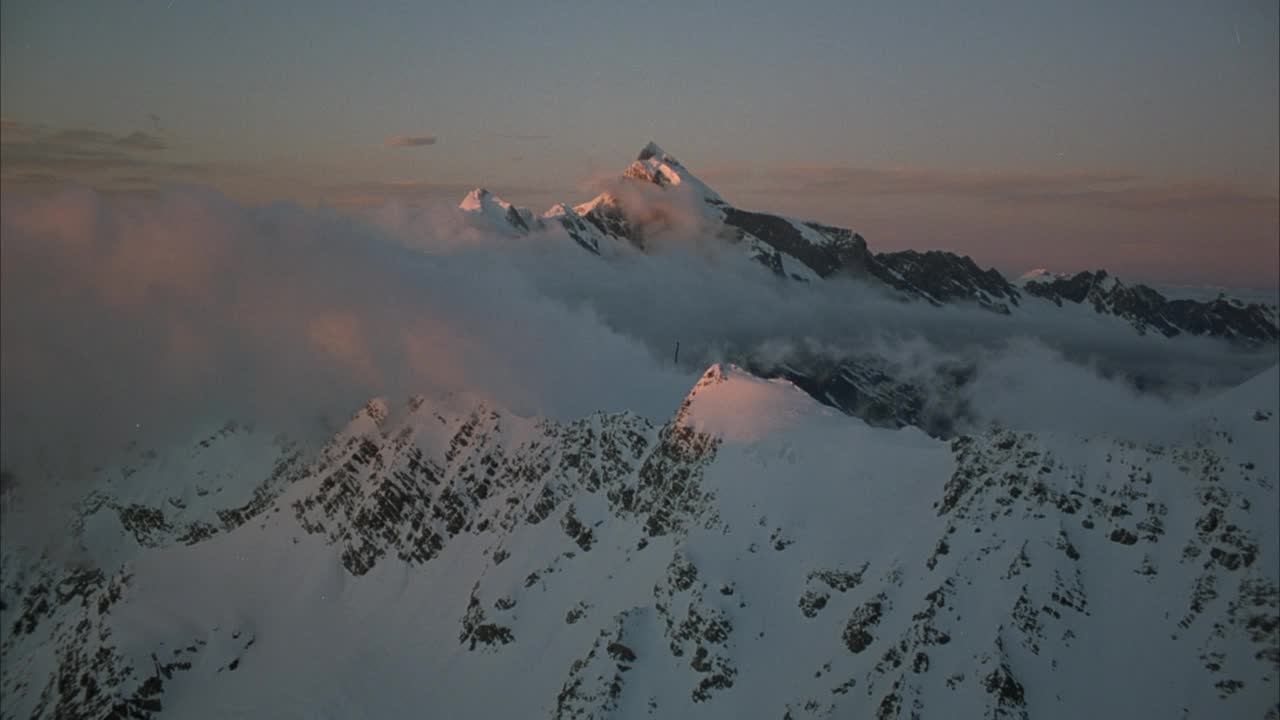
[
  {"left": 675, "top": 364, "right": 844, "bottom": 442},
  {"left": 1, "top": 365, "right": 1277, "bottom": 718}
]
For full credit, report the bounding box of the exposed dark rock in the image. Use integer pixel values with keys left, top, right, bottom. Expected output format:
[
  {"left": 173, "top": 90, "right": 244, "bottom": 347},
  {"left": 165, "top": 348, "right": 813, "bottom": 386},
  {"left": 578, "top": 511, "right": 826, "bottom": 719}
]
[
  {"left": 1024, "top": 270, "right": 1278, "bottom": 343},
  {"left": 876, "top": 249, "right": 1021, "bottom": 313}
]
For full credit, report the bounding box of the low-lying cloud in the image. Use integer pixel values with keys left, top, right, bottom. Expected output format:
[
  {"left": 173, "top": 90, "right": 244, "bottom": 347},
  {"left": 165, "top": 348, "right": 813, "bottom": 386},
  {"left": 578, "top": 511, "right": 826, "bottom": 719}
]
[
  {"left": 0, "top": 187, "right": 693, "bottom": 485},
  {"left": 1, "top": 182, "right": 1275, "bottom": 540}
]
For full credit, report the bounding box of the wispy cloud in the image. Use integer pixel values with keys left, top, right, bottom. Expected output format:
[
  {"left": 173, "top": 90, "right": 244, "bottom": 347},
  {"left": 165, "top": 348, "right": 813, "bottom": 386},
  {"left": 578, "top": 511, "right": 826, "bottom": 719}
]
[
  {"left": 750, "top": 165, "right": 1277, "bottom": 214},
  {"left": 46, "top": 128, "right": 118, "bottom": 146},
  {"left": 114, "top": 131, "right": 167, "bottom": 151},
  {"left": 323, "top": 179, "right": 474, "bottom": 209},
  {"left": 386, "top": 134, "right": 438, "bottom": 148},
  {"left": 0, "top": 172, "right": 62, "bottom": 189},
  {"left": 321, "top": 179, "right": 550, "bottom": 210},
  {"left": 1, "top": 119, "right": 203, "bottom": 189},
  {"left": 1057, "top": 182, "right": 1280, "bottom": 213},
  {"left": 0, "top": 118, "right": 40, "bottom": 139}
]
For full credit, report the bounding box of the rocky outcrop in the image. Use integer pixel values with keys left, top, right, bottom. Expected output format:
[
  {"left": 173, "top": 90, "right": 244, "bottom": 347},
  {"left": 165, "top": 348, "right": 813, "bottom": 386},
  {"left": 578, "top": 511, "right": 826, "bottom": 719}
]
[{"left": 1024, "top": 270, "right": 1279, "bottom": 342}]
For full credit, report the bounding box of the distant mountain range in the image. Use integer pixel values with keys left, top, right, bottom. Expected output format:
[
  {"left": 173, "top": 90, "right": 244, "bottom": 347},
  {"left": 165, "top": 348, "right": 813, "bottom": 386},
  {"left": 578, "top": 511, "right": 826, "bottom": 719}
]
[
  {"left": 457, "top": 143, "right": 1278, "bottom": 435},
  {"left": 461, "top": 142, "right": 1278, "bottom": 344}
]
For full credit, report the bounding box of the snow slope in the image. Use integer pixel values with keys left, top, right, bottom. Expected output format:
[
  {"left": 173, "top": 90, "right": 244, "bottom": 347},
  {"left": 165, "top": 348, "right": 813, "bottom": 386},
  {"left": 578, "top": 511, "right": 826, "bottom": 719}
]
[
  {"left": 459, "top": 187, "right": 541, "bottom": 236},
  {"left": 3, "top": 365, "right": 1276, "bottom": 719}
]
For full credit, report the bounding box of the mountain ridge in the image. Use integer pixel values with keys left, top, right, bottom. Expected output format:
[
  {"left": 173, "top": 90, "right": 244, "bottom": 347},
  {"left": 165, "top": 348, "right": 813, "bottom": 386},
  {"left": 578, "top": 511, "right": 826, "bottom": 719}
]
[{"left": 458, "top": 143, "right": 1279, "bottom": 344}]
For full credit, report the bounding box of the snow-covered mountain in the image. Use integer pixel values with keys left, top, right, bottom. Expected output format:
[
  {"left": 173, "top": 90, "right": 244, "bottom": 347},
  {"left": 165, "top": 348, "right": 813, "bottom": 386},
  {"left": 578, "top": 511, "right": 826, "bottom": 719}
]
[
  {"left": 3, "top": 364, "right": 1277, "bottom": 718},
  {"left": 2, "top": 142, "right": 1277, "bottom": 720},
  {"left": 454, "top": 144, "right": 1278, "bottom": 439},
  {"left": 460, "top": 143, "right": 1279, "bottom": 343}
]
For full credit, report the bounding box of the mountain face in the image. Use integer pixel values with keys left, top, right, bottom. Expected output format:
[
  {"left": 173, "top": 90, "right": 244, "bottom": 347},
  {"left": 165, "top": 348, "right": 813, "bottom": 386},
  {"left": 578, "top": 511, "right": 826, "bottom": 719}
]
[
  {"left": 460, "top": 188, "right": 609, "bottom": 255},
  {"left": 2, "top": 366, "right": 1277, "bottom": 719},
  {"left": 1022, "top": 270, "right": 1280, "bottom": 343},
  {"left": 745, "top": 353, "right": 973, "bottom": 439}
]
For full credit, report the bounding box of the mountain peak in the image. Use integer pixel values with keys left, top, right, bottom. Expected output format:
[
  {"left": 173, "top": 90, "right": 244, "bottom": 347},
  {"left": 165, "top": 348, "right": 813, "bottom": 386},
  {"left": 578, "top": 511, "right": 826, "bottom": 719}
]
[
  {"left": 675, "top": 363, "right": 832, "bottom": 442},
  {"left": 622, "top": 142, "right": 725, "bottom": 206},
  {"left": 636, "top": 141, "right": 666, "bottom": 162},
  {"left": 458, "top": 187, "right": 494, "bottom": 212},
  {"left": 458, "top": 187, "right": 539, "bottom": 235}
]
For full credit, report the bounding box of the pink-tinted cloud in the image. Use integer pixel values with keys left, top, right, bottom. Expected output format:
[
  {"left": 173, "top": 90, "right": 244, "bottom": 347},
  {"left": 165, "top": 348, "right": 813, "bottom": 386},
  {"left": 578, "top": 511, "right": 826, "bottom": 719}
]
[{"left": 307, "top": 311, "right": 382, "bottom": 386}]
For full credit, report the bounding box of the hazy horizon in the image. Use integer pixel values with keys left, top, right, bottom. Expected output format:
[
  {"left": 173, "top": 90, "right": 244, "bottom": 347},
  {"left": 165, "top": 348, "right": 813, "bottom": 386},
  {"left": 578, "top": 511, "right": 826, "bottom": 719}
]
[{"left": 3, "top": 6, "right": 1279, "bottom": 717}]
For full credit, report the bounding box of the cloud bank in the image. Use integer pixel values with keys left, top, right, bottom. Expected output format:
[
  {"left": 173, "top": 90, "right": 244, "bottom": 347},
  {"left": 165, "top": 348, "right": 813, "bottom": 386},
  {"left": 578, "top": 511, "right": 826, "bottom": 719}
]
[
  {"left": 1, "top": 183, "right": 1275, "bottom": 530},
  {"left": 0, "top": 119, "right": 205, "bottom": 195}
]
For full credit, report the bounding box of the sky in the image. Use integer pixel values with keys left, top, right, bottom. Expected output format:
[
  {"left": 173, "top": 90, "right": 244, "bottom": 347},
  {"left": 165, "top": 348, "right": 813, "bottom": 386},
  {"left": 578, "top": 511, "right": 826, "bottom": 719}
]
[{"left": 1, "top": 0, "right": 1278, "bottom": 288}]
